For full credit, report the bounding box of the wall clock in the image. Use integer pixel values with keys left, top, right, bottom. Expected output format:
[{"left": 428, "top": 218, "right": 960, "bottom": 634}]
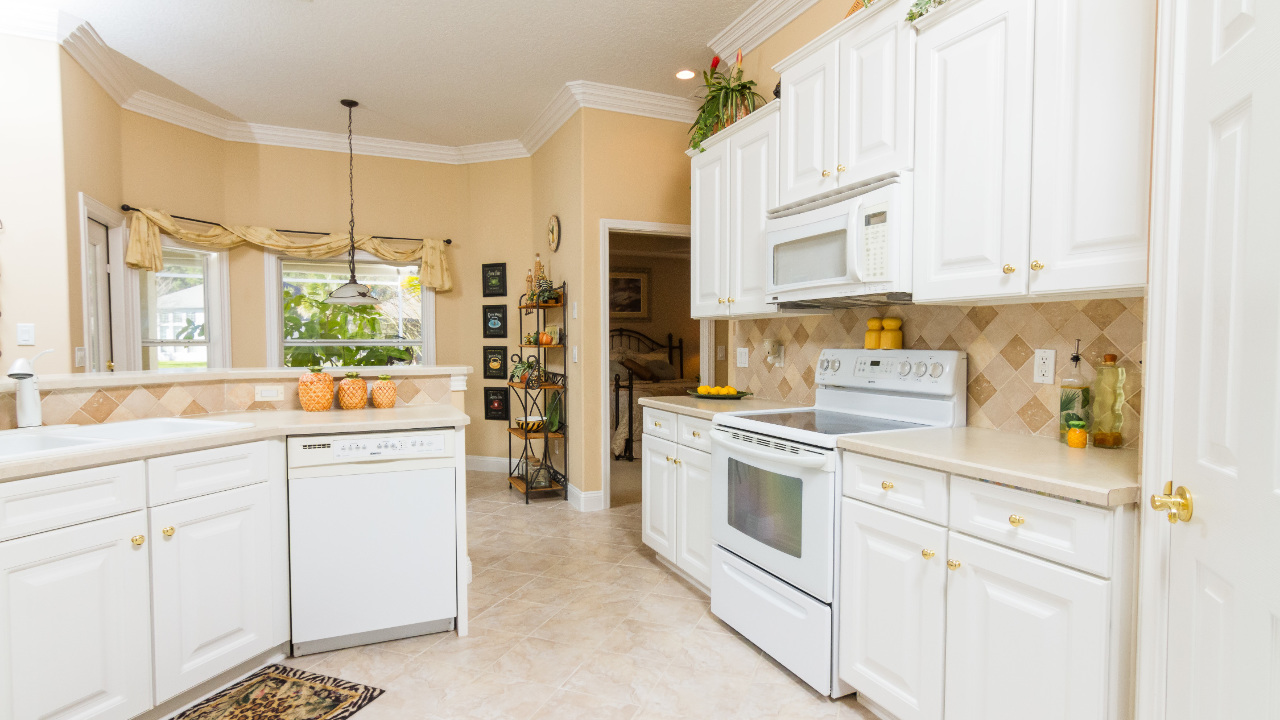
[{"left": 546, "top": 215, "right": 561, "bottom": 252}]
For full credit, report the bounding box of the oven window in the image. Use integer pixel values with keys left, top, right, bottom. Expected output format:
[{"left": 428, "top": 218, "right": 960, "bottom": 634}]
[{"left": 727, "top": 458, "right": 803, "bottom": 558}]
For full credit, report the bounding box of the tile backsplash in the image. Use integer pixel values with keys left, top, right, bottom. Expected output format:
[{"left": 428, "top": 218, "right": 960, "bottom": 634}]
[{"left": 732, "top": 298, "right": 1144, "bottom": 447}]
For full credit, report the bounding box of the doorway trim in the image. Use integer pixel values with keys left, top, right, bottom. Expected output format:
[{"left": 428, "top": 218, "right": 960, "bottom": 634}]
[
  {"left": 77, "top": 193, "right": 134, "bottom": 371},
  {"left": 598, "top": 218, "right": 692, "bottom": 510}
]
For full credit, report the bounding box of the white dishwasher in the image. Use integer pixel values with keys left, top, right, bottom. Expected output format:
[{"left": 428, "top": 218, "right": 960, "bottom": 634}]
[{"left": 287, "top": 429, "right": 458, "bottom": 656}]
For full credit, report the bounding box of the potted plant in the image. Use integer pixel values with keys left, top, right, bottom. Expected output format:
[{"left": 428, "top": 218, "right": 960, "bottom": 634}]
[{"left": 689, "top": 50, "right": 767, "bottom": 152}]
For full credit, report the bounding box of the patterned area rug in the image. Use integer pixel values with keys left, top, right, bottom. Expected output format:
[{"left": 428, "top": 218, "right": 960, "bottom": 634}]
[{"left": 176, "top": 664, "right": 384, "bottom": 720}]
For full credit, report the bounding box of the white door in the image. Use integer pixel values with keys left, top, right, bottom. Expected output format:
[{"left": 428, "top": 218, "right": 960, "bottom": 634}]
[
  {"left": 690, "top": 142, "right": 730, "bottom": 318},
  {"left": 837, "top": 0, "right": 915, "bottom": 187},
  {"left": 839, "top": 499, "right": 946, "bottom": 720},
  {"left": 1149, "top": 0, "right": 1280, "bottom": 717},
  {"left": 944, "top": 532, "right": 1110, "bottom": 720},
  {"left": 727, "top": 108, "right": 779, "bottom": 317},
  {"left": 0, "top": 512, "right": 153, "bottom": 720},
  {"left": 150, "top": 484, "right": 272, "bottom": 702},
  {"left": 1027, "top": 0, "right": 1155, "bottom": 296},
  {"left": 641, "top": 436, "right": 678, "bottom": 559},
  {"left": 912, "top": 0, "right": 1034, "bottom": 303},
  {"left": 84, "top": 217, "right": 115, "bottom": 372},
  {"left": 674, "top": 446, "right": 713, "bottom": 586},
  {"left": 780, "top": 45, "right": 840, "bottom": 205}
]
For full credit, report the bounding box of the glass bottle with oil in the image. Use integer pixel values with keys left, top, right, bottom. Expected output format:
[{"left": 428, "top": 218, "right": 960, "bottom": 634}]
[
  {"left": 1059, "top": 341, "right": 1092, "bottom": 444},
  {"left": 1091, "top": 354, "right": 1127, "bottom": 448}
]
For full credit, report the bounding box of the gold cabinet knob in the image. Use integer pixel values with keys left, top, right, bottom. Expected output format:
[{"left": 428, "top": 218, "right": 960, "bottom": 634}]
[
  {"left": 1002, "top": 264, "right": 1016, "bottom": 275},
  {"left": 822, "top": 170, "right": 832, "bottom": 178},
  {"left": 1151, "top": 482, "right": 1194, "bottom": 524},
  {"left": 947, "top": 559, "right": 962, "bottom": 571},
  {"left": 665, "top": 456, "right": 674, "bottom": 463},
  {"left": 881, "top": 481, "right": 895, "bottom": 490},
  {"left": 654, "top": 421, "right": 662, "bottom": 428},
  {"left": 717, "top": 298, "right": 725, "bottom": 304},
  {"left": 691, "top": 431, "right": 701, "bottom": 438},
  {"left": 673, "top": 458, "right": 682, "bottom": 465},
  {"left": 1030, "top": 260, "right": 1045, "bottom": 271},
  {"left": 131, "top": 535, "right": 145, "bottom": 546},
  {"left": 837, "top": 164, "right": 847, "bottom": 173},
  {"left": 922, "top": 549, "right": 935, "bottom": 560},
  {"left": 727, "top": 297, "right": 735, "bottom": 303},
  {"left": 1009, "top": 514, "right": 1025, "bottom": 527},
  {"left": 162, "top": 526, "right": 176, "bottom": 537}
]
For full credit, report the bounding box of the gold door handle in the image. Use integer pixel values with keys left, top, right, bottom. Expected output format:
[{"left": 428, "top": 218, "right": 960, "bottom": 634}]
[
  {"left": 947, "top": 559, "right": 962, "bottom": 571},
  {"left": 922, "top": 549, "right": 935, "bottom": 560},
  {"left": 131, "top": 535, "right": 145, "bottom": 546},
  {"left": 1151, "top": 482, "right": 1194, "bottom": 524},
  {"left": 1003, "top": 264, "right": 1016, "bottom": 275},
  {"left": 1030, "top": 260, "right": 1045, "bottom": 271},
  {"left": 837, "top": 164, "right": 847, "bottom": 173},
  {"left": 1009, "top": 514, "right": 1025, "bottom": 527},
  {"left": 162, "top": 526, "right": 176, "bottom": 537},
  {"left": 822, "top": 170, "right": 832, "bottom": 178},
  {"left": 881, "top": 481, "right": 894, "bottom": 490}
]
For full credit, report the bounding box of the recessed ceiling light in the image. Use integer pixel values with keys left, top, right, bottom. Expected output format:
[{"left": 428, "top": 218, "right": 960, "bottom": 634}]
[{"left": 676, "top": 70, "right": 696, "bottom": 80}]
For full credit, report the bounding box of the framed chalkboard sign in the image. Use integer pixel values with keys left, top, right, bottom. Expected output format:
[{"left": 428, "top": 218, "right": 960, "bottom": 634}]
[
  {"left": 482, "top": 305, "right": 507, "bottom": 338},
  {"left": 483, "top": 387, "right": 509, "bottom": 421},
  {"left": 482, "top": 263, "right": 507, "bottom": 297},
  {"left": 482, "top": 346, "right": 507, "bottom": 379}
]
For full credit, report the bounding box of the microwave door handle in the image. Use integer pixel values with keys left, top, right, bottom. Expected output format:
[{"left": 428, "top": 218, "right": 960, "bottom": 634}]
[{"left": 710, "top": 430, "right": 830, "bottom": 469}]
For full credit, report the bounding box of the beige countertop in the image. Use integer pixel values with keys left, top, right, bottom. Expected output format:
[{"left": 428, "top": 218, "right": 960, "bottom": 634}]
[
  {"left": 838, "top": 427, "right": 1141, "bottom": 507},
  {"left": 638, "top": 395, "right": 803, "bottom": 421},
  {"left": 0, "top": 405, "right": 470, "bottom": 483},
  {"left": 0, "top": 365, "right": 472, "bottom": 393}
]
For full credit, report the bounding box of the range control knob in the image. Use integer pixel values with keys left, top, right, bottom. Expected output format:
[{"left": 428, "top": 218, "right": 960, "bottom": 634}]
[
  {"left": 820, "top": 359, "right": 830, "bottom": 370},
  {"left": 914, "top": 362, "right": 928, "bottom": 377},
  {"left": 898, "top": 361, "right": 912, "bottom": 376},
  {"left": 930, "top": 363, "right": 945, "bottom": 378},
  {"left": 831, "top": 359, "right": 842, "bottom": 371}
]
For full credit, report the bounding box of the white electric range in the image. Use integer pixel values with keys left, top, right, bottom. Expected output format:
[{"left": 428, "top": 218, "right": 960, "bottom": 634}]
[{"left": 708, "top": 348, "right": 966, "bottom": 697}]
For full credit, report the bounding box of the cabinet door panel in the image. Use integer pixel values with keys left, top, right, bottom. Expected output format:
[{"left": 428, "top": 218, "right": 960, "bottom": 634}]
[
  {"left": 913, "top": 0, "right": 1034, "bottom": 302},
  {"left": 840, "top": 500, "right": 946, "bottom": 720},
  {"left": 728, "top": 109, "right": 780, "bottom": 316},
  {"left": 1028, "top": 0, "right": 1154, "bottom": 295},
  {"left": 944, "top": 532, "right": 1110, "bottom": 720},
  {"left": 780, "top": 45, "right": 841, "bottom": 205},
  {"left": 838, "top": 0, "right": 915, "bottom": 185},
  {"left": 675, "top": 447, "right": 713, "bottom": 586},
  {"left": 0, "top": 512, "right": 152, "bottom": 720},
  {"left": 641, "top": 437, "right": 678, "bottom": 559},
  {"left": 151, "top": 484, "right": 273, "bottom": 702},
  {"left": 691, "top": 143, "right": 730, "bottom": 318}
]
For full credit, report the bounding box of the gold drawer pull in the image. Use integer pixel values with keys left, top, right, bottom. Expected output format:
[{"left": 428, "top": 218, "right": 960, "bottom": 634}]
[
  {"left": 673, "top": 458, "right": 682, "bottom": 465},
  {"left": 921, "top": 549, "right": 935, "bottom": 560},
  {"left": 822, "top": 169, "right": 832, "bottom": 178},
  {"left": 1009, "top": 514, "right": 1025, "bottom": 527},
  {"left": 665, "top": 456, "right": 674, "bottom": 463},
  {"left": 947, "top": 559, "right": 962, "bottom": 571},
  {"left": 653, "top": 421, "right": 662, "bottom": 428},
  {"left": 162, "top": 526, "right": 176, "bottom": 537},
  {"left": 881, "top": 481, "right": 894, "bottom": 490},
  {"left": 837, "top": 164, "right": 847, "bottom": 173},
  {"left": 1030, "top": 260, "right": 1045, "bottom": 271},
  {"left": 131, "top": 535, "right": 145, "bottom": 546},
  {"left": 1003, "top": 264, "right": 1016, "bottom": 275},
  {"left": 691, "top": 431, "right": 701, "bottom": 438}
]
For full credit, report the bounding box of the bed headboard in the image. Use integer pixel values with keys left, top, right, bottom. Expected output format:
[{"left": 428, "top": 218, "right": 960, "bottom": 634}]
[{"left": 609, "top": 328, "right": 684, "bottom": 379}]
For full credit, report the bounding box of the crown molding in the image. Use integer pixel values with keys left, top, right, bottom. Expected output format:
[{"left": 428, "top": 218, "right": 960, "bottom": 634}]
[
  {"left": 708, "top": 0, "right": 824, "bottom": 59},
  {"left": 520, "top": 83, "right": 581, "bottom": 154},
  {"left": 0, "top": 5, "right": 59, "bottom": 42},
  {"left": 59, "top": 20, "right": 136, "bottom": 104},
  {"left": 521, "top": 81, "right": 700, "bottom": 154}
]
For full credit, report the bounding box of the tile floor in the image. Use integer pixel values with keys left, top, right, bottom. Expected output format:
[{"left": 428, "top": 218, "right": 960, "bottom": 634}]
[{"left": 283, "top": 470, "right": 876, "bottom": 719}]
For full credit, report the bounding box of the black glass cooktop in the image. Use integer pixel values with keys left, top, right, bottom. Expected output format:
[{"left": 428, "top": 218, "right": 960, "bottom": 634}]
[{"left": 743, "top": 410, "right": 926, "bottom": 436}]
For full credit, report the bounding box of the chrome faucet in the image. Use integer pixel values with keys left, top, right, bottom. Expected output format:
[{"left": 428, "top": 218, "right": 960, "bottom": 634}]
[{"left": 7, "top": 349, "right": 52, "bottom": 428}]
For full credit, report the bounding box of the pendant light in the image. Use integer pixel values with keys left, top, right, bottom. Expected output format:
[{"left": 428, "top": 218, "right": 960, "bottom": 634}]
[{"left": 325, "top": 98, "right": 376, "bottom": 305}]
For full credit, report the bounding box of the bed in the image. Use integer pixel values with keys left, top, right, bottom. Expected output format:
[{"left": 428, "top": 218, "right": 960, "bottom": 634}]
[{"left": 610, "top": 328, "right": 697, "bottom": 461}]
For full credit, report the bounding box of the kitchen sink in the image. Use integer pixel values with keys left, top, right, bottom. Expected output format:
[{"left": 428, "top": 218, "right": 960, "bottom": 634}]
[
  {"left": 0, "top": 433, "right": 105, "bottom": 458},
  {"left": 54, "top": 418, "right": 253, "bottom": 442}
]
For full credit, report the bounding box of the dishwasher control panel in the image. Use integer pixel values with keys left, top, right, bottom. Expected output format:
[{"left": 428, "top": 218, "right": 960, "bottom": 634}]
[
  {"left": 287, "top": 429, "right": 455, "bottom": 469},
  {"left": 333, "top": 433, "right": 446, "bottom": 459}
]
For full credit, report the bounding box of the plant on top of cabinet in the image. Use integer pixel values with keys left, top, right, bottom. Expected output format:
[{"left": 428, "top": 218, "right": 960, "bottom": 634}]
[{"left": 689, "top": 50, "right": 767, "bottom": 152}]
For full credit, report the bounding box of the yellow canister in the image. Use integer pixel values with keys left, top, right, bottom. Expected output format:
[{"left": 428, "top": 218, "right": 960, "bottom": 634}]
[
  {"left": 880, "top": 318, "right": 903, "bottom": 349},
  {"left": 864, "top": 318, "right": 883, "bottom": 350}
]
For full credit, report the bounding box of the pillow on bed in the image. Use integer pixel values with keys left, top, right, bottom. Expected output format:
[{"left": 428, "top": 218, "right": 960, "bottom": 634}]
[
  {"left": 621, "top": 358, "right": 656, "bottom": 381},
  {"left": 609, "top": 360, "right": 629, "bottom": 380},
  {"left": 646, "top": 359, "right": 679, "bottom": 381}
]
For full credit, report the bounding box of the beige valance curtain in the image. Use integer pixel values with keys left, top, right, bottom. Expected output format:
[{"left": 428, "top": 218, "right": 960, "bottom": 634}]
[{"left": 125, "top": 208, "right": 453, "bottom": 292}]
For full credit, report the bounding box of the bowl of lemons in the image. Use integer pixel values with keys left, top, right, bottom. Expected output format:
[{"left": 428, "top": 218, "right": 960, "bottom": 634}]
[{"left": 688, "top": 385, "right": 752, "bottom": 399}]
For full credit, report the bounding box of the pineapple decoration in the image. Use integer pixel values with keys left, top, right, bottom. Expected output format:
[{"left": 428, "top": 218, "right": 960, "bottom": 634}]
[
  {"left": 371, "top": 375, "right": 397, "bottom": 409},
  {"left": 338, "top": 372, "right": 368, "bottom": 410},
  {"left": 298, "top": 366, "right": 334, "bottom": 412}
]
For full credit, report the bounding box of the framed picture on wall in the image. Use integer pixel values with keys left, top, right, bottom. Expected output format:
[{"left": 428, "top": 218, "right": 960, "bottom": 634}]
[
  {"left": 609, "top": 268, "right": 650, "bottom": 322},
  {"left": 482, "top": 305, "right": 508, "bottom": 338},
  {"left": 482, "top": 346, "right": 507, "bottom": 379},
  {"left": 483, "top": 387, "right": 510, "bottom": 421},
  {"left": 482, "top": 263, "right": 507, "bottom": 297}
]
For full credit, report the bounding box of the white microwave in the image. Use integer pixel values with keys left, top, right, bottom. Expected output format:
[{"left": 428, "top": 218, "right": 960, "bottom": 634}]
[{"left": 765, "top": 177, "right": 911, "bottom": 307}]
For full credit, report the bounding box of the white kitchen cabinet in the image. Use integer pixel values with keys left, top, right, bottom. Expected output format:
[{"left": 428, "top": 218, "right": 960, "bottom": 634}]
[
  {"left": 641, "top": 435, "right": 678, "bottom": 558},
  {"left": 944, "top": 531, "right": 1111, "bottom": 720},
  {"left": 674, "top": 446, "right": 713, "bottom": 586},
  {"left": 691, "top": 140, "right": 730, "bottom": 318},
  {"left": 0, "top": 512, "right": 153, "bottom": 720},
  {"left": 780, "top": 45, "right": 840, "bottom": 205},
  {"left": 839, "top": 499, "right": 946, "bottom": 720},
  {"left": 150, "top": 483, "right": 274, "bottom": 702}
]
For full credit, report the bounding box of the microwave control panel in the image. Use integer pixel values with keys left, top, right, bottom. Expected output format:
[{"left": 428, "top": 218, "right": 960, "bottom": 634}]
[{"left": 859, "top": 200, "right": 891, "bottom": 282}]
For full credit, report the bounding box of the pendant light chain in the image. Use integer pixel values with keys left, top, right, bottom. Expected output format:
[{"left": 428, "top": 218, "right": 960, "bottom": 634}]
[{"left": 347, "top": 102, "right": 357, "bottom": 282}]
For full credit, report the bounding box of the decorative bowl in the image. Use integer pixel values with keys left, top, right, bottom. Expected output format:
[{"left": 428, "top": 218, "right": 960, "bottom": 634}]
[
  {"left": 686, "top": 390, "right": 753, "bottom": 400},
  {"left": 516, "top": 416, "right": 546, "bottom": 432}
]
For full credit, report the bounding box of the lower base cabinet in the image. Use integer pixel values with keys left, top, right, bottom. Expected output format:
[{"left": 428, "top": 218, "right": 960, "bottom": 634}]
[
  {"left": 673, "top": 445, "right": 713, "bottom": 585},
  {"left": 641, "top": 436, "right": 678, "bottom": 559},
  {"left": 641, "top": 411, "right": 713, "bottom": 587}
]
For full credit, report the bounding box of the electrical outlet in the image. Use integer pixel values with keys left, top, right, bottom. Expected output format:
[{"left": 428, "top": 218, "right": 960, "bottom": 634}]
[
  {"left": 736, "top": 347, "right": 749, "bottom": 368},
  {"left": 1034, "top": 349, "right": 1056, "bottom": 384},
  {"left": 716, "top": 345, "right": 726, "bottom": 361},
  {"left": 16, "top": 324, "right": 34, "bottom": 346},
  {"left": 255, "top": 385, "right": 285, "bottom": 402}
]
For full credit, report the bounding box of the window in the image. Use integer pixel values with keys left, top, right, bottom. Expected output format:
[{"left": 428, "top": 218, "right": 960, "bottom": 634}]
[
  {"left": 277, "top": 257, "right": 433, "bottom": 367},
  {"left": 139, "top": 244, "right": 228, "bottom": 370}
]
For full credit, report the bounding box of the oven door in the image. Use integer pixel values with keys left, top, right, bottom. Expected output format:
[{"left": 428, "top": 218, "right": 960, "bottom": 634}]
[{"left": 711, "top": 428, "right": 837, "bottom": 602}]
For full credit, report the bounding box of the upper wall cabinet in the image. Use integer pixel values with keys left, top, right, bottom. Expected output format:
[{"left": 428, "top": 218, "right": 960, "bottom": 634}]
[
  {"left": 912, "top": 0, "right": 1155, "bottom": 303},
  {"left": 777, "top": 0, "right": 915, "bottom": 207}
]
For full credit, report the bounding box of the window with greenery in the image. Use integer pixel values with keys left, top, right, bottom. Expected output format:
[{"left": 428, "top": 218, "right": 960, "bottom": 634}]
[
  {"left": 140, "top": 246, "right": 222, "bottom": 369},
  {"left": 281, "top": 259, "right": 428, "bottom": 367}
]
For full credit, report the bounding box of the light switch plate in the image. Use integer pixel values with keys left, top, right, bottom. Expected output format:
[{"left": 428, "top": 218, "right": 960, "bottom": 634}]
[
  {"left": 1034, "top": 349, "right": 1056, "bottom": 384},
  {"left": 16, "top": 324, "right": 34, "bottom": 346},
  {"left": 74, "top": 347, "right": 86, "bottom": 368},
  {"left": 736, "top": 347, "right": 749, "bottom": 368},
  {"left": 255, "top": 385, "right": 285, "bottom": 402},
  {"left": 716, "top": 345, "right": 726, "bottom": 361},
  {"left": 572, "top": 346, "right": 579, "bottom": 363}
]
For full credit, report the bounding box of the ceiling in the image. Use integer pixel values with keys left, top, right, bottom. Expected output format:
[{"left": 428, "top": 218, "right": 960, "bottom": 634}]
[{"left": 25, "top": 0, "right": 755, "bottom": 147}]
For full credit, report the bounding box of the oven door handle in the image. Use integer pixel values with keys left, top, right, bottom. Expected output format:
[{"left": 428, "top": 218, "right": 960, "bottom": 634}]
[{"left": 710, "top": 429, "right": 831, "bottom": 469}]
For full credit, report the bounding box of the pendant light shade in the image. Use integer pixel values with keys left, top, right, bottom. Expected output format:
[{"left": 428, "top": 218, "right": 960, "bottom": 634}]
[{"left": 326, "top": 99, "right": 376, "bottom": 306}]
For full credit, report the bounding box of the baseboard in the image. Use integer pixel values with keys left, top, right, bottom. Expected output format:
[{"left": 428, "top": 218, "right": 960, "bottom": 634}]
[
  {"left": 466, "top": 455, "right": 509, "bottom": 473},
  {"left": 567, "top": 483, "right": 605, "bottom": 512}
]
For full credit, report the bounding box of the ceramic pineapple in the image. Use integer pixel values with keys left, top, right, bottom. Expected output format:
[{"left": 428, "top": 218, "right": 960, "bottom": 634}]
[
  {"left": 338, "top": 372, "right": 368, "bottom": 410},
  {"left": 371, "top": 375, "right": 397, "bottom": 409},
  {"left": 298, "top": 366, "right": 334, "bottom": 412}
]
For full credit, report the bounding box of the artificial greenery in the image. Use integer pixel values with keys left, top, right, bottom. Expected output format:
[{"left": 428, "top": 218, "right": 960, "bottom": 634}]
[
  {"left": 281, "top": 288, "right": 415, "bottom": 367},
  {"left": 689, "top": 55, "right": 766, "bottom": 152},
  {"left": 906, "top": 0, "right": 947, "bottom": 21},
  {"left": 545, "top": 390, "right": 563, "bottom": 433}
]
